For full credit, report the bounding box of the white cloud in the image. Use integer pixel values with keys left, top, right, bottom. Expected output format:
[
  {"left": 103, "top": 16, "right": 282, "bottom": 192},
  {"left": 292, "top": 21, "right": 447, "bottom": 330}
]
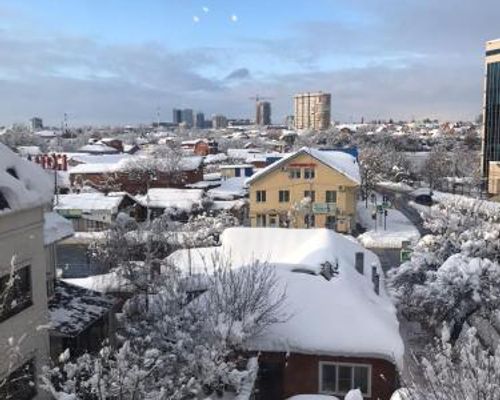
[
  {"left": 193, "top": 15, "right": 200, "bottom": 23},
  {"left": 230, "top": 14, "right": 238, "bottom": 23},
  {"left": 202, "top": 6, "right": 209, "bottom": 13}
]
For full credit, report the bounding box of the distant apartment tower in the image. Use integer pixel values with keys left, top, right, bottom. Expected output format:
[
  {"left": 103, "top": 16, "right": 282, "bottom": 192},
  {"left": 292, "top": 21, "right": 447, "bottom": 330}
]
[
  {"left": 172, "top": 109, "right": 182, "bottom": 125},
  {"left": 482, "top": 39, "right": 500, "bottom": 194},
  {"left": 256, "top": 101, "right": 271, "bottom": 126},
  {"left": 294, "top": 92, "right": 331, "bottom": 130},
  {"left": 181, "top": 109, "right": 194, "bottom": 128},
  {"left": 195, "top": 112, "right": 205, "bottom": 129},
  {"left": 30, "top": 117, "right": 43, "bottom": 132},
  {"left": 212, "top": 114, "right": 228, "bottom": 129}
]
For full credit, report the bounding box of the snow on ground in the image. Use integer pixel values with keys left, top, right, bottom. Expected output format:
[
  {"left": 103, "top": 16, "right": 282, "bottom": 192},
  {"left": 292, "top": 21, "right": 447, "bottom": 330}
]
[
  {"left": 44, "top": 212, "right": 74, "bottom": 245},
  {"left": 357, "top": 195, "right": 420, "bottom": 249},
  {"left": 0, "top": 142, "right": 53, "bottom": 212},
  {"left": 167, "top": 227, "right": 404, "bottom": 366},
  {"left": 207, "top": 177, "right": 247, "bottom": 200},
  {"left": 377, "top": 181, "right": 413, "bottom": 193}
]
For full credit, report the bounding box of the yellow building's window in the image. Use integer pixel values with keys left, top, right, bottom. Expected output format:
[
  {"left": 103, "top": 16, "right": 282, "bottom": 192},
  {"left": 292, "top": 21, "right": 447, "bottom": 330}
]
[
  {"left": 304, "top": 167, "right": 315, "bottom": 179},
  {"left": 326, "top": 190, "right": 337, "bottom": 203},
  {"left": 256, "top": 190, "right": 266, "bottom": 202},
  {"left": 256, "top": 214, "right": 266, "bottom": 227},
  {"left": 304, "top": 190, "right": 316, "bottom": 202},
  {"left": 288, "top": 168, "right": 301, "bottom": 179},
  {"left": 279, "top": 190, "right": 290, "bottom": 202}
]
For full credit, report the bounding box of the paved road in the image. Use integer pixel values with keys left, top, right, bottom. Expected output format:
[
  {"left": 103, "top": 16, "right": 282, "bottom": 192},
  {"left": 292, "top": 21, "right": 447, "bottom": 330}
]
[
  {"left": 369, "top": 248, "right": 401, "bottom": 274},
  {"left": 377, "top": 188, "right": 431, "bottom": 236}
]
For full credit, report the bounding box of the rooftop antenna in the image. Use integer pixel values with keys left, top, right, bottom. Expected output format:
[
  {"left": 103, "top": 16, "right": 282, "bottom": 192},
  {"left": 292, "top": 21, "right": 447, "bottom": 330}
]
[{"left": 156, "top": 107, "right": 160, "bottom": 128}]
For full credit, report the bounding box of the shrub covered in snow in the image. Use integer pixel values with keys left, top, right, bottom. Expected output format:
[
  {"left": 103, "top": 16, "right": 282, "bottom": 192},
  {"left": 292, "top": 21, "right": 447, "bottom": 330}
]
[{"left": 388, "top": 197, "right": 500, "bottom": 337}]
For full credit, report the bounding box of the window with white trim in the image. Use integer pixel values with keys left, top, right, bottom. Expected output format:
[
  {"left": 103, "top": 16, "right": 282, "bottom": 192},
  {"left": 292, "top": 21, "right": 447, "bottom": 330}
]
[
  {"left": 256, "top": 214, "right": 266, "bottom": 227},
  {"left": 256, "top": 190, "right": 267, "bottom": 203},
  {"left": 319, "top": 362, "right": 371, "bottom": 397},
  {"left": 304, "top": 167, "right": 315, "bottom": 179},
  {"left": 279, "top": 190, "right": 290, "bottom": 203},
  {"left": 288, "top": 168, "right": 301, "bottom": 179}
]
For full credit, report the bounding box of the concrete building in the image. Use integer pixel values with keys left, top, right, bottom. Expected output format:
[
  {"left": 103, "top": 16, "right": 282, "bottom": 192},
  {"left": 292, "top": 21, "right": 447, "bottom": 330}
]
[
  {"left": 195, "top": 112, "right": 205, "bottom": 129},
  {"left": 172, "top": 109, "right": 182, "bottom": 125},
  {"left": 181, "top": 109, "right": 194, "bottom": 128},
  {"left": 256, "top": 101, "right": 271, "bottom": 126},
  {"left": 0, "top": 143, "right": 54, "bottom": 399},
  {"left": 246, "top": 147, "right": 360, "bottom": 233},
  {"left": 294, "top": 92, "right": 331, "bottom": 131},
  {"left": 482, "top": 39, "right": 500, "bottom": 194},
  {"left": 212, "top": 114, "right": 228, "bottom": 129},
  {"left": 30, "top": 117, "right": 43, "bottom": 132}
]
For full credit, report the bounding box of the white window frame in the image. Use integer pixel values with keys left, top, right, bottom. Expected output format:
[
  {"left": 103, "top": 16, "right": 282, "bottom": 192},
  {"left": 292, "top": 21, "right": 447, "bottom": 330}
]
[
  {"left": 318, "top": 361, "right": 372, "bottom": 398},
  {"left": 279, "top": 190, "right": 290, "bottom": 203},
  {"left": 256, "top": 190, "right": 266, "bottom": 203},
  {"left": 288, "top": 168, "right": 301, "bottom": 179},
  {"left": 304, "top": 167, "right": 315, "bottom": 179}
]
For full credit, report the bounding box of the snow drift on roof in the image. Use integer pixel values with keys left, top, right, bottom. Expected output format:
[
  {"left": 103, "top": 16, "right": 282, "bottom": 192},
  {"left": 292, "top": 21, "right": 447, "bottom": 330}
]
[
  {"left": 166, "top": 227, "right": 404, "bottom": 365},
  {"left": 54, "top": 193, "right": 125, "bottom": 212},
  {"left": 44, "top": 212, "right": 74, "bottom": 245},
  {"left": 136, "top": 188, "right": 204, "bottom": 211},
  {"left": 0, "top": 142, "right": 53, "bottom": 213},
  {"left": 246, "top": 147, "right": 360, "bottom": 185}
]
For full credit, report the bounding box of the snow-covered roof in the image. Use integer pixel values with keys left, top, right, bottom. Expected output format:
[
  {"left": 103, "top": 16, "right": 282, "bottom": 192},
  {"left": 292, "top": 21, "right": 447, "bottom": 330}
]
[
  {"left": 227, "top": 148, "right": 262, "bottom": 160},
  {"left": 204, "top": 153, "right": 228, "bottom": 164},
  {"left": 54, "top": 193, "right": 125, "bottom": 213},
  {"left": 136, "top": 188, "right": 204, "bottom": 211},
  {"left": 78, "top": 143, "right": 120, "bottom": 154},
  {"left": 207, "top": 177, "right": 248, "bottom": 200},
  {"left": 44, "top": 212, "right": 74, "bottom": 245},
  {"left": 166, "top": 227, "right": 404, "bottom": 365},
  {"left": 180, "top": 156, "right": 203, "bottom": 170},
  {"left": 17, "top": 146, "right": 42, "bottom": 157},
  {"left": 34, "top": 129, "right": 59, "bottom": 138},
  {"left": 0, "top": 143, "right": 53, "bottom": 213},
  {"left": 246, "top": 147, "right": 361, "bottom": 185},
  {"left": 69, "top": 153, "right": 130, "bottom": 165},
  {"left": 49, "top": 281, "right": 115, "bottom": 337},
  {"left": 219, "top": 164, "right": 253, "bottom": 169},
  {"left": 63, "top": 271, "right": 133, "bottom": 293}
]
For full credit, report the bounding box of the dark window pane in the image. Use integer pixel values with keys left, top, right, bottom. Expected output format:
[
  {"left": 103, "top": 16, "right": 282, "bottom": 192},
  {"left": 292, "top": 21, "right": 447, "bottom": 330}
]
[
  {"left": 354, "top": 366, "right": 369, "bottom": 394},
  {"left": 338, "top": 366, "right": 352, "bottom": 393},
  {"left": 321, "top": 364, "right": 336, "bottom": 392}
]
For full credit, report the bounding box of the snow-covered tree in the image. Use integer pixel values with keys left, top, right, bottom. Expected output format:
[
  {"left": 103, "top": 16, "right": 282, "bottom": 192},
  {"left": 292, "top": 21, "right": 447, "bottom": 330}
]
[
  {"left": 388, "top": 197, "right": 500, "bottom": 338},
  {"left": 402, "top": 326, "right": 500, "bottom": 400},
  {"left": 41, "top": 259, "right": 286, "bottom": 400}
]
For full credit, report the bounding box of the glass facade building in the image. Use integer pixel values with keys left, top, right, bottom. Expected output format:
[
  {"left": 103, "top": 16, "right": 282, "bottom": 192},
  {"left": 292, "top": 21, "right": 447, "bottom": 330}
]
[
  {"left": 482, "top": 40, "right": 500, "bottom": 188},
  {"left": 483, "top": 62, "right": 500, "bottom": 176}
]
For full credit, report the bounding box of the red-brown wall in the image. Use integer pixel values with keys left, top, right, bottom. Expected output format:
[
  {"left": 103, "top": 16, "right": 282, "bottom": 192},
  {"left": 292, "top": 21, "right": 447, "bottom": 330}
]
[
  {"left": 255, "top": 352, "right": 398, "bottom": 400},
  {"left": 70, "top": 167, "right": 203, "bottom": 195}
]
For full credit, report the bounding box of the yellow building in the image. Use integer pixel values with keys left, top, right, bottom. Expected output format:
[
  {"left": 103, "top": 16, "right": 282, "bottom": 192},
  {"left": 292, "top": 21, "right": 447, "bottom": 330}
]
[{"left": 247, "top": 147, "right": 360, "bottom": 233}]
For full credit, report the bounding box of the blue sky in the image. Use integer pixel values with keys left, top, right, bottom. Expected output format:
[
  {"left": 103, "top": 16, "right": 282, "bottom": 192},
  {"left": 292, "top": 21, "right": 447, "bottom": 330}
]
[{"left": 0, "top": 0, "right": 499, "bottom": 125}]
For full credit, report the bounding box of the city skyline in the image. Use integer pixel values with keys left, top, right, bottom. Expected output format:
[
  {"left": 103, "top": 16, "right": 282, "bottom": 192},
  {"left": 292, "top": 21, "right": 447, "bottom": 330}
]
[{"left": 0, "top": 0, "right": 500, "bottom": 125}]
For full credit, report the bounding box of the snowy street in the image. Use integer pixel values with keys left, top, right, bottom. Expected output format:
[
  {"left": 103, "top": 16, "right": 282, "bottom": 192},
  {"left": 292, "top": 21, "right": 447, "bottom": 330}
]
[{"left": 356, "top": 193, "right": 420, "bottom": 250}]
